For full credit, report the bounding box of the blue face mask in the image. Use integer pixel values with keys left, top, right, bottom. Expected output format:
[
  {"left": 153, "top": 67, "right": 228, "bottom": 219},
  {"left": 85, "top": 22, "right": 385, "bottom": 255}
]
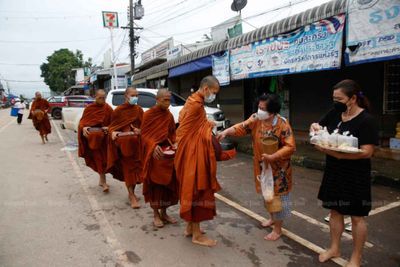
[{"left": 128, "top": 96, "right": 138, "bottom": 105}]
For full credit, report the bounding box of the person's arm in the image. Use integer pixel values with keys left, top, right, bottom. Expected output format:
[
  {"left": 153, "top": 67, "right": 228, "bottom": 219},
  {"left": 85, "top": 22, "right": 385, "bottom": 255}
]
[
  {"left": 315, "top": 144, "right": 374, "bottom": 160},
  {"left": 217, "top": 114, "right": 257, "bottom": 141},
  {"left": 316, "top": 115, "right": 378, "bottom": 160}
]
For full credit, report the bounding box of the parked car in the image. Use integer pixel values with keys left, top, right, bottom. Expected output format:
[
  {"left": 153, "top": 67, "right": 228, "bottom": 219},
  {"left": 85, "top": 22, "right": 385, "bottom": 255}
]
[
  {"left": 47, "top": 95, "right": 92, "bottom": 120},
  {"left": 61, "top": 88, "right": 229, "bottom": 132},
  {"left": 60, "top": 96, "right": 94, "bottom": 131}
]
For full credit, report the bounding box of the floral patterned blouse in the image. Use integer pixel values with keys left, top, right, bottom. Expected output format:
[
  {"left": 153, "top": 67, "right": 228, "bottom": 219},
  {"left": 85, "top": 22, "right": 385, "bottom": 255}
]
[{"left": 233, "top": 114, "right": 296, "bottom": 195}]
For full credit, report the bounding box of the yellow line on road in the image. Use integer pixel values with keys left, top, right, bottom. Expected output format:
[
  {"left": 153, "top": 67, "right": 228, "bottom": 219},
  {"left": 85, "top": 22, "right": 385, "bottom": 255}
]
[
  {"left": 51, "top": 120, "right": 134, "bottom": 267},
  {"left": 215, "top": 193, "right": 349, "bottom": 267}
]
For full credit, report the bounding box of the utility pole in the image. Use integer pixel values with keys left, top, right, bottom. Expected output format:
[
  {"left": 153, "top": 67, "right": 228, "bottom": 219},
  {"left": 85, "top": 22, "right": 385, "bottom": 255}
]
[{"left": 123, "top": 0, "right": 144, "bottom": 77}]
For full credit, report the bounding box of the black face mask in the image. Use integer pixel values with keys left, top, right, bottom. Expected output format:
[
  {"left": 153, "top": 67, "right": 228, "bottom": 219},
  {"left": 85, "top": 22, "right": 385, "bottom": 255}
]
[{"left": 333, "top": 101, "right": 348, "bottom": 113}]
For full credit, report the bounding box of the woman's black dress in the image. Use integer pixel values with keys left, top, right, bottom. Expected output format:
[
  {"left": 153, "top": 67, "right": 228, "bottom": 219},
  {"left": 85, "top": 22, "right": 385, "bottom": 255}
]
[{"left": 318, "top": 109, "right": 379, "bottom": 216}]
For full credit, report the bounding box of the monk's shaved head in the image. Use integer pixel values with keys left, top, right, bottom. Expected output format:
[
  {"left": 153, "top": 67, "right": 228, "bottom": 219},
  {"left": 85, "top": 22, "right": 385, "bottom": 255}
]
[
  {"left": 35, "top": 91, "right": 42, "bottom": 99},
  {"left": 199, "top": 75, "right": 220, "bottom": 90},
  {"left": 95, "top": 89, "right": 106, "bottom": 97},
  {"left": 125, "top": 86, "right": 138, "bottom": 104},
  {"left": 156, "top": 88, "right": 171, "bottom": 99},
  {"left": 156, "top": 88, "right": 171, "bottom": 110},
  {"left": 95, "top": 89, "right": 106, "bottom": 105},
  {"left": 125, "top": 86, "right": 137, "bottom": 96}
]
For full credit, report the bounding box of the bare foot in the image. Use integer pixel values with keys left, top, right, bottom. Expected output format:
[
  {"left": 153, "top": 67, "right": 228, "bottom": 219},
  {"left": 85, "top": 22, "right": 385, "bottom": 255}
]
[
  {"left": 264, "top": 231, "right": 281, "bottom": 241},
  {"left": 45, "top": 135, "right": 48, "bottom": 141},
  {"left": 161, "top": 214, "right": 177, "bottom": 224},
  {"left": 153, "top": 216, "right": 164, "bottom": 228},
  {"left": 102, "top": 184, "right": 109, "bottom": 193},
  {"left": 192, "top": 235, "right": 217, "bottom": 247},
  {"left": 345, "top": 262, "right": 359, "bottom": 267},
  {"left": 41, "top": 136, "right": 45, "bottom": 144},
  {"left": 261, "top": 219, "right": 274, "bottom": 228},
  {"left": 184, "top": 226, "right": 206, "bottom": 237},
  {"left": 129, "top": 195, "right": 140, "bottom": 209},
  {"left": 319, "top": 249, "right": 341, "bottom": 263}
]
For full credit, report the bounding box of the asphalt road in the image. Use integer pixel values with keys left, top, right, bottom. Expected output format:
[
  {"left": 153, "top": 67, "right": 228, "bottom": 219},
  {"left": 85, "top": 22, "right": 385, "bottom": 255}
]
[{"left": 0, "top": 108, "right": 399, "bottom": 267}]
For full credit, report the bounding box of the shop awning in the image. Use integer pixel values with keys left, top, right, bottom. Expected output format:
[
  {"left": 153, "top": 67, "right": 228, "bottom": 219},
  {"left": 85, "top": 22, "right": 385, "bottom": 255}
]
[
  {"left": 169, "top": 56, "right": 212, "bottom": 78},
  {"left": 227, "top": 0, "right": 346, "bottom": 49},
  {"left": 147, "top": 69, "right": 169, "bottom": 80},
  {"left": 132, "top": 77, "right": 146, "bottom": 85},
  {"left": 133, "top": 41, "right": 227, "bottom": 81},
  {"left": 133, "top": 0, "right": 345, "bottom": 81}
]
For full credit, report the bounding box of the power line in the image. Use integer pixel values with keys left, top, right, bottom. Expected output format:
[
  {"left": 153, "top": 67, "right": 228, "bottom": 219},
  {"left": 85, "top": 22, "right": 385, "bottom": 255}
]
[{"left": 0, "top": 36, "right": 110, "bottom": 44}]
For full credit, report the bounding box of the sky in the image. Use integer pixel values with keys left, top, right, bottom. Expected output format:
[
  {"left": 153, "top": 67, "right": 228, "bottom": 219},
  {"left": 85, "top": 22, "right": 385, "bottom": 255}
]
[{"left": 0, "top": 0, "right": 331, "bottom": 98}]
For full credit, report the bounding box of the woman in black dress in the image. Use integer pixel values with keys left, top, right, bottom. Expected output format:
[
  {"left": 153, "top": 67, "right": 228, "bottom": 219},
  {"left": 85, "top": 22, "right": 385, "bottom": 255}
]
[{"left": 310, "top": 80, "right": 378, "bottom": 267}]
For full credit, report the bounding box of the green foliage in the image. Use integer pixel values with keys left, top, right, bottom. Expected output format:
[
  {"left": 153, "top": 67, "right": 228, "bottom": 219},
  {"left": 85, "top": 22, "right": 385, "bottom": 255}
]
[{"left": 40, "top": 49, "right": 92, "bottom": 93}]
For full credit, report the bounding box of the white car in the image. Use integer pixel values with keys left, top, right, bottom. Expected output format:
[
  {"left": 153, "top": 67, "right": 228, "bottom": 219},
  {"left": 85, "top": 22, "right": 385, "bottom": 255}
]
[{"left": 61, "top": 88, "right": 228, "bottom": 132}]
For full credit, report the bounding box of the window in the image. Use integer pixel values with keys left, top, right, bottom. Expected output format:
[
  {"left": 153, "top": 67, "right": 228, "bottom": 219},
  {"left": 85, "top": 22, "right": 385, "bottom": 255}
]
[
  {"left": 384, "top": 62, "right": 400, "bottom": 114},
  {"left": 48, "top": 97, "right": 55, "bottom": 103},
  {"left": 138, "top": 93, "right": 156, "bottom": 108},
  {"left": 112, "top": 93, "right": 125, "bottom": 106},
  {"left": 170, "top": 92, "right": 186, "bottom": 106}
]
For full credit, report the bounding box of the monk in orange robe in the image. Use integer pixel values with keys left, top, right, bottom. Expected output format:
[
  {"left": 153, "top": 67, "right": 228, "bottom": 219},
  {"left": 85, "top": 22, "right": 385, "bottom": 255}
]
[
  {"left": 78, "top": 89, "right": 113, "bottom": 192},
  {"left": 141, "top": 89, "right": 179, "bottom": 228},
  {"left": 29, "top": 91, "right": 51, "bottom": 144},
  {"left": 107, "top": 87, "right": 143, "bottom": 208},
  {"left": 174, "top": 75, "right": 221, "bottom": 247}
]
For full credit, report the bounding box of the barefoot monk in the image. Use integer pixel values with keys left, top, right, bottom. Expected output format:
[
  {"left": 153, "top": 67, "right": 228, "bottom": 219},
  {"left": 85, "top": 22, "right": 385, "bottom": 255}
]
[
  {"left": 107, "top": 87, "right": 143, "bottom": 208},
  {"left": 78, "top": 89, "right": 113, "bottom": 192},
  {"left": 29, "top": 92, "right": 51, "bottom": 144},
  {"left": 174, "top": 75, "right": 221, "bottom": 247},
  {"left": 141, "top": 89, "right": 179, "bottom": 228}
]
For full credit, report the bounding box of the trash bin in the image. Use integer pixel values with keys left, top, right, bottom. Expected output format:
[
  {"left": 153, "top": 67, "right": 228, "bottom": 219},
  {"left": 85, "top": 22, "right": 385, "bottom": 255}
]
[{"left": 10, "top": 107, "right": 19, "bottom": 117}]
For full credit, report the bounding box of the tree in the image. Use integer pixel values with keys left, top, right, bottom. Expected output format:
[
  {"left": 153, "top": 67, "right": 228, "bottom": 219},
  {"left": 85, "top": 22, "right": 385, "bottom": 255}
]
[{"left": 40, "top": 49, "right": 92, "bottom": 93}]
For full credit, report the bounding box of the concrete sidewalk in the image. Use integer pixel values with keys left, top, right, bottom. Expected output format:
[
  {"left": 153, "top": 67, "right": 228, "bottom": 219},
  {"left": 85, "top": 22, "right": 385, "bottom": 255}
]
[{"left": 231, "top": 136, "right": 400, "bottom": 188}]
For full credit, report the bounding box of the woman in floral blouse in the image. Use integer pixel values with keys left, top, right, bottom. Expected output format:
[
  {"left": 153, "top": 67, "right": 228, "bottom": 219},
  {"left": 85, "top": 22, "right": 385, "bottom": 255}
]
[{"left": 218, "top": 94, "right": 296, "bottom": 241}]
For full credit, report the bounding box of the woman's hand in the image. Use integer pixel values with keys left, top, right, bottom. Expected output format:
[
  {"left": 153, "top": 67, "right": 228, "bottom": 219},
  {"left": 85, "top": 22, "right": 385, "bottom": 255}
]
[
  {"left": 261, "top": 153, "right": 277, "bottom": 164},
  {"left": 310, "top": 123, "right": 322, "bottom": 133}
]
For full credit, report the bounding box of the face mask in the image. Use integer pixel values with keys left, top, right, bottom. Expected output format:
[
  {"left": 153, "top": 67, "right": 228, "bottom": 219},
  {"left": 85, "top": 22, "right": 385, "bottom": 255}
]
[
  {"left": 333, "top": 101, "right": 348, "bottom": 113},
  {"left": 257, "top": 109, "right": 270, "bottom": 120},
  {"left": 204, "top": 90, "right": 216, "bottom": 103},
  {"left": 128, "top": 96, "right": 138, "bottom": 105}
]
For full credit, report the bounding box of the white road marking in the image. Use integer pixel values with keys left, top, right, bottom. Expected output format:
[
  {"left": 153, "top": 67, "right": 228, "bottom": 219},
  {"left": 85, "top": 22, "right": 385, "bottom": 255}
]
[
  {"left": 291, "top": 210, "right": 374, "bottom": 248},
  {"left": 344, "top": 200, "right": 400, "bottom": 224},
  {"left": 0, "top": 119, "right": 14, "bottom": 133},
  {"left": 52, "top": 120, "right": 133, "bottom": 267},
  {"left": 215, "top": 193, "right": 349, "bottom": 267}
]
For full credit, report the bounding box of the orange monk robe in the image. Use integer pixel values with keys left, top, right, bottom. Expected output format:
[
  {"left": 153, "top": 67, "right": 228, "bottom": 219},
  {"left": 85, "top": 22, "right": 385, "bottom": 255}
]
[
  {"left": 78, "top": 103, "right": 113, "bottom": 174},
  {"left": 29, "top": 98, "right": 51, "bottom": 135},
  {"left": 141, "top": 105, "right": 179, "bottom": 209},
  {"left": 106, "top": 103, "right": 143, "bottom": 186},
  {"left": 174, "top": 92, "right": 221, "bottom": 223}
]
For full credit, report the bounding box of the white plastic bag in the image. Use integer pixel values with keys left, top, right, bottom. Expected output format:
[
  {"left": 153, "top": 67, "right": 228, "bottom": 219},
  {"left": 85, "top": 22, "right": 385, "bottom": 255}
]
[{"left": 257, "top": 162, "right": 274, "bottom": 202}]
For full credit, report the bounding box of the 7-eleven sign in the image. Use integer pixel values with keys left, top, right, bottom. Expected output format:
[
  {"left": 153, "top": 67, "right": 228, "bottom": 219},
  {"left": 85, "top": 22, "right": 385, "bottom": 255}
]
[{"left": 102, "top": 11, "right": 119, "bottom": 28}]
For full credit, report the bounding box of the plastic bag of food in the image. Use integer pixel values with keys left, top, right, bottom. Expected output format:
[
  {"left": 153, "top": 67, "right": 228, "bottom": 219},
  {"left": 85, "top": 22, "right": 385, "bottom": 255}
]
[{"left": 257, "top": 162, "right": 274, "bottom": 202}]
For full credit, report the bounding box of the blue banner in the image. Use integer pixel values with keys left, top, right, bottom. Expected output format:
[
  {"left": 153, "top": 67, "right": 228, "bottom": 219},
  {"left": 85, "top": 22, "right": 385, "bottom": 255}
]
[
  {"left": 230, "top": 14, "right": 345, "bottom": 80},
  {"left": 212, "top": 51, "right": 230, "bottom": 86}
]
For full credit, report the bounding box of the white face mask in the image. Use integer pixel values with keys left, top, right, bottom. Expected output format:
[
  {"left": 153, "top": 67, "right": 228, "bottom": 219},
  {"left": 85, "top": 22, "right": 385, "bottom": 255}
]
[
  {"left": 257, "top": 109, "right": 270, "bottom": 120},
  {"left": 204, "top": 92, "right": 216, "bottom": 103}
]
